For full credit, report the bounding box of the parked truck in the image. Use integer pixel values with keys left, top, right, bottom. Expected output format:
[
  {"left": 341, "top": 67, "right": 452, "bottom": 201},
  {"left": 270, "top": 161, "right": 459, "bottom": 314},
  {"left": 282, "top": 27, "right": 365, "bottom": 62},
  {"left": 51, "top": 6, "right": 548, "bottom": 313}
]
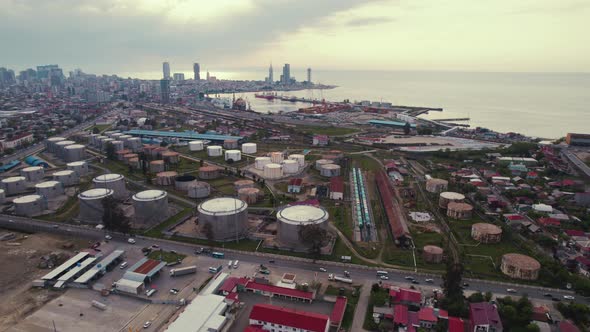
[
  {"left": 169, "top": 265, "right": 197, "bottom": 277},
  {"left": 328, "top": 273, "right": 353, "bottom": 284},
  {"left": 91, "top": 300, "right": 107, "bottom": 311}
]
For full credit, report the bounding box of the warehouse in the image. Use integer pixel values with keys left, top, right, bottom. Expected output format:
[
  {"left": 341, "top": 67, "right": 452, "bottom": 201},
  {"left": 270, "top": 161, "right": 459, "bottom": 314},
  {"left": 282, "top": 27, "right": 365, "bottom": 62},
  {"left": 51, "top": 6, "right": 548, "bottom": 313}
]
[{"left": 124, "top": 129, "right": 242, "bottom": 143}]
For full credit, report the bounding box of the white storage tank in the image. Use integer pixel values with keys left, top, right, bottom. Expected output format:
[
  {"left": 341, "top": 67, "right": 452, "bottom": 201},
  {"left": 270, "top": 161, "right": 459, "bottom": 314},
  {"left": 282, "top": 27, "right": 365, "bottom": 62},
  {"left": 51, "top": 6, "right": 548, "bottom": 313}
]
[
  {"left": 438, "top": 191, "right": 466, "bottom": 209},
  {"left": 197, "top": 197, "right": 248, "bottom": 241},
  {"left": 282, "top": 160, "right": 299, "bottom": 174},
  {"left": 55, "top": 140, "right": 75, "bottom": 158},
  {"left": 64, "top": 144, "right": 86, "bottom": 162},
  {"left": 223, "top": 139, "right": 239, "bottom": 149},
  {"left": 224, "top": 150, "right": 242, "bottom": 162},
  {"left": 53, "top": 170, "right": 80, "bottom": 186},
  {"left": 315, "top": 159, "right": 334, "bottom": 170},
  {"left": 66, "top": 161, "right": 89, "bottom": 176},
  {"left": 320, "top": 164, "right": 341, "bottom": 177},
  {"left": 189, "top": 140, "right": 204, "bottom": 151},
  {"left": 207, "top": 145, "right": 223, "bottom": 157},
  {"left": 14, "top": 194, "right": 46, "bottom": 217},
  {"left": 270, "top": 152, "right": 284, "bottom": 163},
  {"left": 1, "top": 176, "right": 27, "bottom": 195},
  {"left": 93, "top": 174, "right": 127, "bottom": 200},
  {"left": 288, "top": 154, "right": 305, "bottom": 168},
  {"left": 46, "top": 137, "right": 66, "bottom": 153},
  {"left": 255, "top": 157, "right": 271, "bottom": 170},
  {"left": 0, "top": 189, "right": 5, "bottom": 204},
  {"left": 126, "top": 137, "right": 142, "bottom": 151},
  {"left": 132, "top": 190, "right": 169, "bottom": 227},
  {"left": 187, "top": 181, "right": 210, "bottom": 198},
  {"left": 241, "top": 143, "right": 257, "bottom": 154},
  {"left": 277, "top": 205, "right": 329, "bottom": 248},
  {"left": 263, "top": 163, "right": 283, "bottom": 179},
  {"left": 35, "top": 181, "right": 64, "bottom": 198},
  {"left": 78, "top": 188, "right": 113, "bottom": 224},
  {"left": 21, "top": 166, "right": 45, "bottom": 182},
  {"left": 111, "top": 140, "right": 125, "bottom": 151}
]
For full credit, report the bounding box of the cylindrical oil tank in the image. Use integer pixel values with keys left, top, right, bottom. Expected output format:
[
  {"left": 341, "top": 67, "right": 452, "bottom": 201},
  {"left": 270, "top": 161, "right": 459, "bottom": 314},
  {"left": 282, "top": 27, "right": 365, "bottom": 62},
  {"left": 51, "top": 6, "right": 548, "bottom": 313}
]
[
  {"left": 320, "top": 164, "right": 341, "bottom": 177},
  {"left": 327, "top": 150, "right": 344, "bottom": 158},
  {"left": 277, "top": 205, "right": 329, "bottom": 248},
  {"left": 238, "top": 188, "right": 261, "bottom": 204},
  {"left": 110, "top": 133, "right": 123, "bottom": 140},
  {"left": 423, "top": 245, "right": 444, "bottom": 263},
  {"left": 471, "top": 223, "right": 502, "bottom": 243},
  {"left": 53, "top": 170, "right": 80, "bottom": 186},
  {"left": 64, "top": 144, "right": 86, "bottom": 162},
  {"left": 162, "top": 151, "right": 180, "bottom": 164},
  {"left": 288, "top": 154, "right": 305, "bottom": 168},
  {"left": 95, "top": 136, "right": 108, "bottom": 148},
  {"left": 197, "top": 197, "right": 248, "bottom": 241},
  {"left": 270, "top": 152, "right": 284, "bottom": 164},
  {"left": 123, "top": 153, "right": 138, "bottom": 164},
  {"left": 21, "top": 166, "right": 45, "bottom": 182},
  {"left": 199, "top": 166, "right": 220, "bottom": 180},
  {"left": 14, "top": 194, "right": 46, "bottom": 217},
  {"left": 128, "top": 157, "right": 140, "bottom": 169},
  {"left": 126, "top": 137, "right": 142, "bottom": 151},
  {"left": 255, "top": 157, "right": 271, "bottom": 170},
  {"left": 187, "top": 181, "right": 210, "bottom": 198},
  {"left": 1, "top": 176, "right": 27, "bottom": 195},
  {"left": 189, "top": 140, "right": 204, "bottom": 151},
  {"left": 223, "top": 139, "right": 239, "bottom": 149},
  {"left": 67, "top": 161, "right": 89, "bottom": 176},
  {"left": 0, "top": 189, "right": 5, "bottom": 204},
  {"left": 101, "top": 138, "right": 115, "bottom": 151},
  {"left": 118, "top": 135, "right": 132, "bottom": 142},
  {"left": 241, "top": 143, "right": 257, "bottom": 154},
  {"left": 150, "top": 160, "right": 165, "bottom": 173},
  {"left": 93, "top": 174, "right": 127, "bottom": 200},
  {"left": 263, "top": 163, "right": 283, "bottom": 179},
  {"left": 234, "top": 179, "right": 255, "bottom": 191},
  {"left": 426, "top": 178, "right": 449, "bottom": 193},
  {"left": 447, "top": 202, "right": 473, "bottom": 220},
  {"left": 78, "top": 188, "right": 113, "bottom": 224},
  {"left": 175, "top": 175, "right": 197, "bottom": 191},
  {"left": 156, "top": 171, "right": 178, "bottom": 186},
  {"left": 207, "top": 145, "right": 223, "bottom": 157},
  {"left": 46, "top": 137, "right": 66, "bottom": 153},
  {"left": 115, "top": 149, "right": 132, "bottom": 161},
  {"left": 35, "top": 181, "right": 64, "bottom": 198},
  {"left": 55, "top": 140, "right": 75, "bottom": 158},
  {"left": 438, "top": 192, "right": 465, "bottom": 209},
  {"left": 224, "top": 150, "right": 241, "bottom": 162},
  {"left": 315, "top": 159, "right": 334, "bottom": 170},
  {"left": 132, "top": 190, "right": 169, "bottom": 226},
  {"left": 501, "top": 253, "right": 541, "bottom": 280},
  {"left": 103, "top": 130, "right": 116, "bottom": 138},
  {"left": 88, "top": 134, "right": 99, "bottom": 146},
  {"left": 322, "top": 154, "right": 340, "bottom": 162},
  {"left": 282, "top": 160, "right": 299, "bottom": 174},
  {"left": 111, "top": 140, "right": 125, "bottom": 151}
]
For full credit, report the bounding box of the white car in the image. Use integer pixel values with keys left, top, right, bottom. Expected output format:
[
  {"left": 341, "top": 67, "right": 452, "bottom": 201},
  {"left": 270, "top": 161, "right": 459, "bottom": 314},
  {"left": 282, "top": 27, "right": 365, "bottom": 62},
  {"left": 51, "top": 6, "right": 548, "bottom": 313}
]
[
  {"left": 380, "top": 275, "right": 389, "bottom": 280},
  {"left": 506, "top": 288, "right": 517, "bottom": 293},
  {"left": 105, "top": 234, "right": 112, "bottom": 240},
  {"left": 128, "top": 238, "right": 136, "bottom": 244},
  {"left": 425, "top": 278, "right": 434, "bottom": 283},
  {"left": 143, "top": 321, "right": 151, "bottom": 329},
  {"left": 319, "top": 267, "right": 327, "bottom": 272},
  {"left": 563, "top": 295, "right": 575, "bottom": 300}
]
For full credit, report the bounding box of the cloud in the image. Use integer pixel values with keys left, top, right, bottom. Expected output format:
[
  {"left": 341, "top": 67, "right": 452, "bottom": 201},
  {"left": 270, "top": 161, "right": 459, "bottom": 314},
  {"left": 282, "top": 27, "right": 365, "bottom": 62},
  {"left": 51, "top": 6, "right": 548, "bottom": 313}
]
[{"left": 344, "top": 16, "right": 396, "bottom": 27}]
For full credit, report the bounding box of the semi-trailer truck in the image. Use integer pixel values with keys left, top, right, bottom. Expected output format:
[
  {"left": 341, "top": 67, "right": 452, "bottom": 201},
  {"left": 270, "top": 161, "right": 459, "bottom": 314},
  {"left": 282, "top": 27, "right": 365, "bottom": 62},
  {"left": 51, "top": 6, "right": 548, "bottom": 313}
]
[
  {"left": 328, "top": 273, "right": 353, "bottom": 284},
  {"left": 169, "top": 265, "right": 197, "bottom": 277}
]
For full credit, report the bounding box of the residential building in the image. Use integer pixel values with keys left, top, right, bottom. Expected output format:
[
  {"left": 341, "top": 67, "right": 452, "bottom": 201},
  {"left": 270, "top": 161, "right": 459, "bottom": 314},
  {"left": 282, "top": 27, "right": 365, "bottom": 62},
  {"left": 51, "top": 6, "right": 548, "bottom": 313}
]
[
  {"left": 160, "top": 79, "right": 170, "bottom": 104},
  {"left": 193, "top": 63, "right": 200, "bottom": 80},
  {"left": 163, "top": 62, "right": 170, "bottom": 79},
  {"left": 389, "top": 287, "right": 422, "bottom": 307},
  {"left": 0, "top": 133, "right": 34, "bottom": 151},
  {"left": 248, "top": 303, "right": 330, "bottom": 332},
  {"left": 329, "top": 177, "right": 344, "bottom": 200},
  {"left": 282, "top": 64, "right": 290, "bottom": 84},
  {"left": 469, "top": 302, "right": 503, "bottom": 332},
  {"left": 312, "top": 135, "right": 328, "bottom": 146},
  {"left": 566, "top": 133, "right": 590, "bottom": 146},
  {"left": 288, "top": 178, "right": 303, "bottom": 193},
  {"left": 307, "top": 68, "right": 311, "bottom": 83},
  {"left": 173, "top": 73, "right": 185, "bottom": 81}
]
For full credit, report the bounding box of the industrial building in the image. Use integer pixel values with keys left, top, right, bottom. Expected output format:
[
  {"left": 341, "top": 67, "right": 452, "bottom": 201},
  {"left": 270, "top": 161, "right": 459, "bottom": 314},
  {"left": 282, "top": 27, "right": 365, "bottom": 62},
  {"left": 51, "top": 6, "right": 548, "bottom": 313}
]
[
  {"left": 116, "top": 257, "right": 166, "bottom": 294},
  {"left": 277, "top": 205, "right": 329, "bottom": 248},
  {"left": 368, "top": 119, "right": 417, "bottom": 129},
  {"left": 566, "top": 133, "right": 590, "bottom": 146},
  {"left": 93, "top": 173, "right": 127, "bottom": 200},
  {"left": 132, "top": 190, "right": 169, "bottom": 227},
  {"left": 1, "top": 176, "right": 27, "bottom": 195},
  {"left": 197, "top": 197, "right": 248, "bottom": 241},
  {"left": 14, "top": 194, "right": 46, "bottom": 216},
  {"left": 78, "top": 188, "right": 114, "bottom": 224},
  {"left": 471, "top": 223, "right": 502, "bottom": 243},
  {"left": 446, "top": 202, "right": 473, "bottom": 220},
  {"left": 38, "top": 252, "right": 94, "bottom": 288},
  {"left": 248, "top": 304, "right": 330, "bottom": 332},
  {"left": 376, "top": 171, "right": 411, "bottom": 245},
  {"left": 438, "top": 192, "right": 465, "bottom": 209},
  {"left": 124, "top": 129, "right": 243, "bottom": 143},
  {"left": 74, "top": 249, "right": 125, "bottom": 284},
  {"left": 500, "top": 253, "right": 541, "bottom": 280}
]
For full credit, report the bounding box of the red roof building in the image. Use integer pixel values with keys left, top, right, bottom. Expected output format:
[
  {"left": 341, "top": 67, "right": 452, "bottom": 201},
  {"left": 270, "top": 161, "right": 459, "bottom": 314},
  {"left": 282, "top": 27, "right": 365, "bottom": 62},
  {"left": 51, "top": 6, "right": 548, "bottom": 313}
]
[
  {"left": 558, "top": 320, "right": 581, "bottom": 332},
  {"left": 329, "top": 296, "right": 347, "bottom": 329},
  {"left": 389, "top": 287, "right": 422, "bottom": 306},
  {"left": 418, "top": 307, "right": 437, "bottom": 328},
  {"left": 537, "top": 217, "right": 561, "bottom": 227},
  {"left": 329, "top": 177, "right": 344, "bottom": 200},
  {"left": 393, "top": 304, "right": 409, "bottom": 326},
  {"left": 244, "top": 325, "right": 266, "bottom": 332},
  {"left": 566, "top": 230, "right": 586, "bottom": 237},
  {"left": 469, "top": 302, "right": 503, "bottom": 332},
  {"left": 244, "top": 280, "right": 314, "bottom": 302},
  {"left": 448, "top": 317, "right": 466, "bottom": 332},
  {"left": 249, "top": 304, "right": 330, "bottom": 332}
]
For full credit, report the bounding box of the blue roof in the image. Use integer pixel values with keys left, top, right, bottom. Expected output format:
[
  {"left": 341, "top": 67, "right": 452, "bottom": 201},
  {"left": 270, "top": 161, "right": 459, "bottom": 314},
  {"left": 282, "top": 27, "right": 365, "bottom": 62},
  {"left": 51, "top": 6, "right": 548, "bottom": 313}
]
[
  {"left": 25, "top": 156, "right": 49, "bottom": 168},
  {"left": 368, "top": 120, "right": 417, "bottom": 128},
  {"left": 0, "top": 160, "right": 20, "bottom": 172},
  {"left": 125, "top": 129, "right": 243, "bottom": 142}
]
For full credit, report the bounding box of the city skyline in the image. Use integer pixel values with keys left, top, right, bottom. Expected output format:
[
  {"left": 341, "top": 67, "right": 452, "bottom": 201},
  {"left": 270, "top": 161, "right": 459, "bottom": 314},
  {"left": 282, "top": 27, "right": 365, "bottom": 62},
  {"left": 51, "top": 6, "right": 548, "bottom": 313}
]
[{"left": 1, "top": 0, "right": 589, "bottom": 74}]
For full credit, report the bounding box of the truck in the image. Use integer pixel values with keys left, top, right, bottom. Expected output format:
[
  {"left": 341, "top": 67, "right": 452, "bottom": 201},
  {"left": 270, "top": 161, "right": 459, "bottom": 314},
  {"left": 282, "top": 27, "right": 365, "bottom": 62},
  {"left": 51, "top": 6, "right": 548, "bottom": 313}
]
[
  {"left": 328, "top": 273, "right": 353, "bottom": 284},
  {"left": 341, "top": 256, "right": 352, "bottom": 262},
  {"left": 92, "top": 300, "right": 107, "bottom": 311},
  {"left": 208, "top": 265, "right": 223, "bottom": 273},
  {"left": 169, "top": 265, "right": 197, "bottom": 277}
]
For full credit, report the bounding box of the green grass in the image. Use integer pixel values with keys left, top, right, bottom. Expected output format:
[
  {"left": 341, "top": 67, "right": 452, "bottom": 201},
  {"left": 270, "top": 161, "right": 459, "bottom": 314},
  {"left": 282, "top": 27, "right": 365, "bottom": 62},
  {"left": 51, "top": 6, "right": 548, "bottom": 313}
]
[
  {"left": 86, "top": 124, "right": 112, "bottom": 133},
  {"left": 148, "top": 250, "right": 186, "bottom": 263},
  {"left": 295, "top": 126, "right": 360, "bottom": 136},
  {"left": 350, "top": 155, "right": 382, "bottom": 171},
  {"left": 144, "top": 207, "right": 193, "bottom": 237},
  {"left": 324, "top": 285, "right": 361, "bottom": 330}
]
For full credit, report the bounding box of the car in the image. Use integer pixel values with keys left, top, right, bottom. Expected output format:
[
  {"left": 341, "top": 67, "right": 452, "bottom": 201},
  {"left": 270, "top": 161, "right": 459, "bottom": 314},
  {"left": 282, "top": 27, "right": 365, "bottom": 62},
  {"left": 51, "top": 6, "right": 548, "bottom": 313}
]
[
  {"left": 91, "top": 242, "right": 101, "bottom": 249},
  {"left": 105, "top": 234, "right": 112, "bottom": 240},
  {"left": 128, "top": 238, "right": 136, "bottom": 244},
  {"left": 344, "top": 271, "right": 350, "bottom": 277},
  {"left": 380, "top": 275, "right": 389, "bottom": 280},
  {"left": 319, "top": 267, "right": 327, "bottom": 272},
  {"left": 52, "top": 224, "right": 59, "bottom": 228},
  {"left": 425, "top": 278, "right": 434, "bottom": 283},
  {"left": 506, "top": 289, "right": 517, "bottom": 293},
  {"left": 551, "top": 297, "right": 561, "bottom": 302},
  {"left": 194, "top": 248, "right": 203, "bottom": 254},
  {"left": 170, "top": 250, "right": 177, "bottom": 254},
  {"left": 120, "top": 262, "right": 128, "bottom": 269},
  {"left": 463, "top": 283, "right": 469, "bottom": 287},
  {"left": 143, "top": 321, "right": 151, "bottom": 329},
  {"left": 405, "top": 276, "right": 414, "bottom": 280},
  {"left": 169, "top": 288, "right": 179, "bottom": 295},
  {"left": 151, "top": 244, "right": 160, "bottom": 249},
  {"left": 411, "top": 280, "right": 420, "bottom": 284},
  {"left": 543, "top": 293, "right": 553, "bottom": 297},
  {"left": 269, "top": 260, "right": 275, "bottom": 264},
  {"left": 564, "top": 295, "right": 575, "bottom": 300},
  {"left": 8, "top": 219, "right": 14, "bottom": 223}
]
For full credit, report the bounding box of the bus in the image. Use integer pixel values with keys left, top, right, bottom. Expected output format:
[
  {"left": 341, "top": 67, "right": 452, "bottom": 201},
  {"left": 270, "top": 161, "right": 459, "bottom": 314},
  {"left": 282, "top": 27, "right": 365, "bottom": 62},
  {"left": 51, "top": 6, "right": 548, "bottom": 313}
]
[
  {"left": 376, "top": 270, "right": 389, "bottom": 276},
  {"left": 211, "top": 252, "right": 225, "bottom": 259}
]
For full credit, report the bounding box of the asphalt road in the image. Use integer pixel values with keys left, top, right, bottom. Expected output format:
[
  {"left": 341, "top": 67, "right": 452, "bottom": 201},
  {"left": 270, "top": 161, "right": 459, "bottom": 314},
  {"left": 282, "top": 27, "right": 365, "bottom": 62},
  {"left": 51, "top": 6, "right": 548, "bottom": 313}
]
[{"left": 0, "top": 214, "right": 584, "bottom": 306}]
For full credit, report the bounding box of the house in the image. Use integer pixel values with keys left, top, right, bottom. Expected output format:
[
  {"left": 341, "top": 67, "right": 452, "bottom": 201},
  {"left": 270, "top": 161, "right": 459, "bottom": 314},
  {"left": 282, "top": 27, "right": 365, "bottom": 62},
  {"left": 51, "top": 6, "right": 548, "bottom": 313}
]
[
  {"left": 0, "top": 132, "right": 34, "bottom": 151},
  {"left": 389, "top": 287, "right": 422, "bottom": 307},
  {"left": 527, "top": 171, "right": 538, "bottom": 180},
  {"left": 288, "top": 178, "right": 303, "bottom": 194},
  {"left": 329, "top": 177, "right": 344, "bottom": 200},
  {"left": 537, "top": 217, "right": 560, "bottom": 228},
  {"left": 449, "top": 317, "right": 466, "bottom": 332},
  {"left": 312, "top": 135, "right": 329, "bottom": 146},
  {"left": 469, "top": 302, "right": 503, "bottom": 332},
  {"left": 248, "top": 303, "right": 330, "bottom": 332},
  {"left": 504, "top": 214, "right": 524, "bottom": 223},
  {"left": 575, "top": 256, "right": 590, "bottom": 277},
  {"left": 558, "top": 320, "right": 581, "bottom": 332},
  {"left": 393, "top": 304, "right": 409, "bottom": 328},
  {"left": 418, "top": 307, "right": 437, "bottom": 329}
]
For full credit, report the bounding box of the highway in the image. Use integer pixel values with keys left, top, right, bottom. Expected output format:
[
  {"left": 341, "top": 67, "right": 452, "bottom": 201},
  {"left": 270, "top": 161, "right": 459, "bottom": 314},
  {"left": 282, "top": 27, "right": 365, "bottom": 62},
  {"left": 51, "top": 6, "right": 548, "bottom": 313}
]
[{"left": 0, "top": 214, "right": 583, "bottom": 306}]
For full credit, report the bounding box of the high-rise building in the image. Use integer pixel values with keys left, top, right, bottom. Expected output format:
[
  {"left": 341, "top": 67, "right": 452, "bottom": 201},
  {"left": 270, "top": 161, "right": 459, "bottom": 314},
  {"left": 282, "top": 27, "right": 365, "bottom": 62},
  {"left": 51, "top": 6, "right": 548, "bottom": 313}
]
[
  {"left": 160, "top": 79, "right": 170, "bottom": 104},
  {"left": 282, "top": 64, "right": 290, "bottom": 84},
  {"left": 163, "top": 62, "right": 171, "bottom": 79},
  {"left": 193, "top": 63, "right": 200, "bottom": 80},
  {"left": 206, "top": 71, "right": 210, "bottom": 81},
  {"left": 307, "top": 68, "right": 311, "bottom": 83},
  {"left": 268, "top": 63, "right": 274, "bottom": 84},
  {"left": 173, "top": 73, "right": 185, "bottom": 81}
]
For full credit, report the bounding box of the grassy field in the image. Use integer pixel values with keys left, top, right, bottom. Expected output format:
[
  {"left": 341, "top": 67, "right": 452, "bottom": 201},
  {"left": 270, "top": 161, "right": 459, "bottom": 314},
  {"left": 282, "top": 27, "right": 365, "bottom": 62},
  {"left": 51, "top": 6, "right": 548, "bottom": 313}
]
[
  {"left": 350, "top": 155, "right": 382, "bottom": 172},
  {"left": 86, "top": 124, "right": 112, "bottom": 133},
  {"left": 147, "top": 250, "right": 186, "bottom": 263}
]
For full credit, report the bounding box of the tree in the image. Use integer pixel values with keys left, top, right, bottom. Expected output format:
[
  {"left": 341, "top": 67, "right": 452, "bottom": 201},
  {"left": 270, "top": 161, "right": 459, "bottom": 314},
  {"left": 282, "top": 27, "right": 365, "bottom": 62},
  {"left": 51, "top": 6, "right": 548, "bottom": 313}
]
[
  {"left": 202, "top": 222, "right": 214, "bottom": 241},
  {"left": 557, "top": 302, "right": 590, "bottom": 327},
  {"left": 441, "top": 261, "right": 468, "bottom": 317},
  {"left": 92, "top": 127, "right": 100, "bottom": 134},
  {"left": 468, "top": 292, "right": 485, "bottom": 303},
  {"left": 403, "top": 122, "right": 411, "bottom": 135},
  {"left": 105, "top": 142, "right": 116, "bottom": 160},
  {"left": 298, "top": 223, "right": 328, "bottom": 260},
  {"left": 484, "top": 291, "right": 493, "bottom": 302},
  {"left": 102, "top": 196, "right": 131, "bottom": 233}
]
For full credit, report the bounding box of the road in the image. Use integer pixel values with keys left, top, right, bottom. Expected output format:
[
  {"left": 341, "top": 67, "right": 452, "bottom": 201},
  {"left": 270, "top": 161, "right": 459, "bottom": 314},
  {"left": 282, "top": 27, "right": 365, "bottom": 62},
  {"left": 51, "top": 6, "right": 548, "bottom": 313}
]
[
  {"left": 562, "top": 148, "right": 590, "bottom": 178},
  {"left": 0, "top": 214, "right": 583, "bottom": 307}
]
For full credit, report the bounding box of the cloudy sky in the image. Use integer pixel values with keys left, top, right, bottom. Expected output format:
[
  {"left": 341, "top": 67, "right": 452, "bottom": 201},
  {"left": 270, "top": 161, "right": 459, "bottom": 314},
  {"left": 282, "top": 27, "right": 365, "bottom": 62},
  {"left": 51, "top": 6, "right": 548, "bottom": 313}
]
[{"left": 1, "top": 0, "right": 589, "bottom": 75}]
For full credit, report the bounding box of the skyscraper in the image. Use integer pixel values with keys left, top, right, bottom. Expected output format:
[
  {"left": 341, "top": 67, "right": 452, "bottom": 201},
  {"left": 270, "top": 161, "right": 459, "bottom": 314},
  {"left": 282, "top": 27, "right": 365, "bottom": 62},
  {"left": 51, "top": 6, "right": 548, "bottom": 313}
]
[
  {"left": 307, "top": 68, "right": 311, "bottom": 83},
  {"left": 163, "top": 62, "right": 170, "bottom": 79},
  {"left": 173, "top": 73, "right": 185, "bottom": 81},
  {"left": 160, "top": 79, "right": 170, "bottom": 104},
  {"left": 268, "top": 63, "right": 273, "bottom": 84},
  {"left": 282, "top": 64, "right": 290, "bottom": 84},
  {"left": 193, "top": 63, "right": 200, "bottom": 80}
]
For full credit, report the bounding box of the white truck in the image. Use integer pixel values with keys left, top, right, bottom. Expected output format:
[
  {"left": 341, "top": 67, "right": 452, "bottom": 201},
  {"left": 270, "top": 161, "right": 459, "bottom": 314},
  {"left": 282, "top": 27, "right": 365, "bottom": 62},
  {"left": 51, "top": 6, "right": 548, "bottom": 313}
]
[
  {"left": 328, "top": 273, "right": 353, "bottom": 284},
  {"left": 169, "top": 265, "right": 197, "bottom": 277},
  {"left": 91, "top": 300, "right": 107, "bottom": 311}
]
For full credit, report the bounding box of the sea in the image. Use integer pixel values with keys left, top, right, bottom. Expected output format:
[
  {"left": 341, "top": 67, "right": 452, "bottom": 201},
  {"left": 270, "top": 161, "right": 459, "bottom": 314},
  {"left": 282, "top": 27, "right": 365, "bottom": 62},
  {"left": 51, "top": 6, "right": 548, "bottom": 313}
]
[{"left": 120, "top": 69, "right": 590, "bottom": 139}]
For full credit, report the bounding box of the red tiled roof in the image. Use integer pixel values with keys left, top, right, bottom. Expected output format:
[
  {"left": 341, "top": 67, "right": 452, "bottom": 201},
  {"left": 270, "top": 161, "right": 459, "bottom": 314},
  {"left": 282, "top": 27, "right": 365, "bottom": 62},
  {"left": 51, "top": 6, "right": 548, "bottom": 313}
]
[
  {"left": 393, "top": 304, "right": 408, "bottom": 325},
  {"left": 505, "top": 214, "right": 524, "bottom": 221},
  {"left": 538, "top": 217, "right": 561, "bottom": 227},
  {"left": 244, "top": 325, "right": 266, "bottom": 332},
  {"left": 469, "top": 302, "right": 502, "bottom": 330},
  {"left": 249, "top": 304, "right": 329, "bottom": 332},
  {"left": 531, "top": 306, "right": 549, "bottom": 322},
  {"left": 289, "top": 178, "right": 303, "bottom": 186},
  {"left": 418, "top": 307, "right": 437, "bottom": 322},
  {"left": 559, "top": 320, "right": 581, "bottom": 332},
  {"left": 408, "top": 311, "right": 419, "bottom": 329},
  {"left": 245, "top": 281, "right": 314, "bottom": 300},
  {"left": 566, "top": 230, "right": 586, "bottom": 237},
  {"left": 390, "top": 288, "right": 421, "bottom": 304},
  {"left": 329, "top": 177, "right": 344, "bottom": 193},
  {"left": 437, "top": 309, "right": 448, "bottom": 319},
  {"left": 219, "top": 277, "right": 240, "bottom": 293},
  {"left": 225, "top": 292, "right": 238, "bottom": 302},
  {"left": 448, "top": 317, "right": 465, "bottom": 332},
  {"left": 329, "top": 296, "right": 347, "bottom": 326},
  {"left": 134, "top": 259, "right": 160, "bottom": 274}
]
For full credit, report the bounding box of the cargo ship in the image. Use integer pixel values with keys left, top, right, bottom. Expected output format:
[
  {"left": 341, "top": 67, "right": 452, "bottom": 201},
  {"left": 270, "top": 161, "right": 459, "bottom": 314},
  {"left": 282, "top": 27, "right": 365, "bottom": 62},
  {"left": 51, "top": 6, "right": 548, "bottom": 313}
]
[{"left": 254, "top": 92, "right": 276, "bottom": 100}]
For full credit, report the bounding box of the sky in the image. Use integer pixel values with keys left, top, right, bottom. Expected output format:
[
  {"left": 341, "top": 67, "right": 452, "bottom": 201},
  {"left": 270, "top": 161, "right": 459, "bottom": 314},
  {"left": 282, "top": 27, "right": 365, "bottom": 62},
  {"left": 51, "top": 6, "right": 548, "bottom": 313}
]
[{"left": 1, "top": 0, "right": 589, "bottom": 75}]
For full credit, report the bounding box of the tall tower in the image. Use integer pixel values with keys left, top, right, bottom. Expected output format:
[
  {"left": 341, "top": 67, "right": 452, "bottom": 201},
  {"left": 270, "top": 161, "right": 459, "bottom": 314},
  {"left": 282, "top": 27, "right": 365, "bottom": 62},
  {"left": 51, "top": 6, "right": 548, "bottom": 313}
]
[
  {"left": 268, "top": 63, "right": 273, "bottom": 84},
  {"left": 160, "top": 79, "right": 170, "bottom": 104},
  {"left": 206, "top": 71, "right": 210, "bottom": 81},
  {"left": 193, "top": 63, "right": 200, "bottom": 80},
  {"left": 282, "top": 64, "right": 290, "bottom": 84},
  {"left": 162, "top": 62, "right": 170, "bottom": 79},
  {"left": 307, "top": 68, "right": 311, "bottom": 83}
]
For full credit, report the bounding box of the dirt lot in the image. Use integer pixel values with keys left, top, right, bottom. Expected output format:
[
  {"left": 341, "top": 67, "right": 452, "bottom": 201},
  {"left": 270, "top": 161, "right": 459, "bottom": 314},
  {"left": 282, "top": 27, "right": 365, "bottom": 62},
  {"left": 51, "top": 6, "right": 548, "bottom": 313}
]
[{"left": 0, "top": 231, "right": 88, "bottom": 330}]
